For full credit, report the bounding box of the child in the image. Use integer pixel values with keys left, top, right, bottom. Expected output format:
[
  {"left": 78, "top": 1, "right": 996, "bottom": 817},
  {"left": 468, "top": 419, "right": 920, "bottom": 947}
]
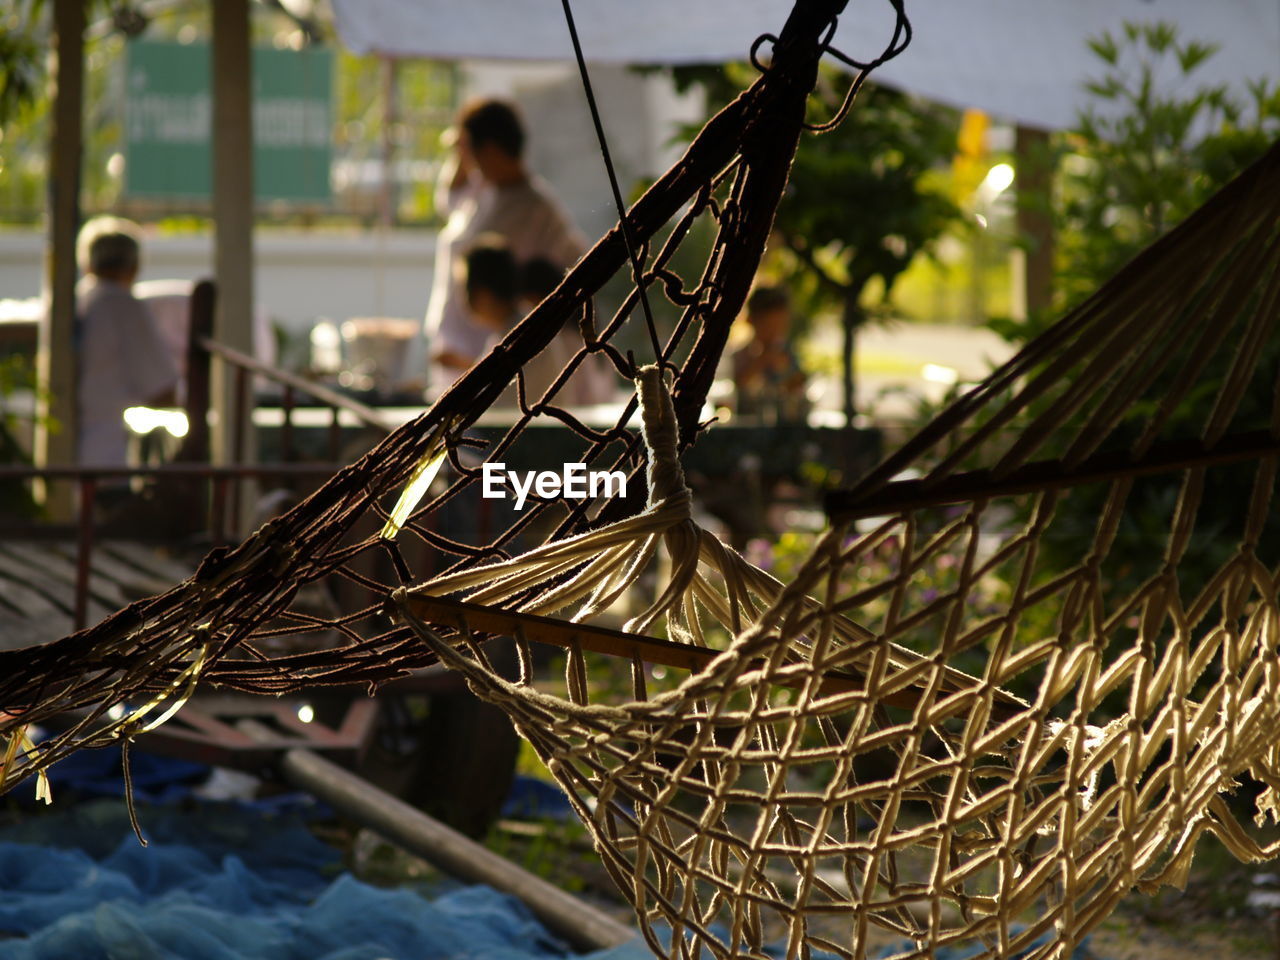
[
  {"left": 463, "top": 238, "right": 520, "bottom": 336},
  {"left": 732, "top": 285, "right": 808, "bottom": 422},
  {"left": 463, "top": 240, "right": 563, "bottom": 404}
]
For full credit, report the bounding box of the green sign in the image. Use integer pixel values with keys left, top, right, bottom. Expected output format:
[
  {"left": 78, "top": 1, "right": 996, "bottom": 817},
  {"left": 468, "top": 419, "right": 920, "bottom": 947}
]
[{"left": 124, "top": 40, "right": 332, "bottom": 203}]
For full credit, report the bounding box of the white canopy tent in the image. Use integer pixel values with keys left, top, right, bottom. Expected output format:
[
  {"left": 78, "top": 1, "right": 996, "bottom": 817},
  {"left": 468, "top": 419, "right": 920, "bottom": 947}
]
[{"left": 330, "top": 0, "right": 1280, "bottom": 131}]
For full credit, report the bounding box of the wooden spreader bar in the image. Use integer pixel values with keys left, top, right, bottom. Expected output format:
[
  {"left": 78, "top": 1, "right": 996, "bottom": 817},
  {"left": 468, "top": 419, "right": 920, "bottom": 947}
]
[
  {"left": 825, "top": 428, "right": 1280, "bottom": 521},
  {"left": 400, "top": 593, "right": 972, "bottom": 714}
]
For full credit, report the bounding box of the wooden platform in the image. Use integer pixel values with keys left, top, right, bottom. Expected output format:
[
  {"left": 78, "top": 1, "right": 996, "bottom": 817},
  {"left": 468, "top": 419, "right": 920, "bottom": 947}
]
[{"left": 0, "top": 540, "right": 191, "bottom": 650}]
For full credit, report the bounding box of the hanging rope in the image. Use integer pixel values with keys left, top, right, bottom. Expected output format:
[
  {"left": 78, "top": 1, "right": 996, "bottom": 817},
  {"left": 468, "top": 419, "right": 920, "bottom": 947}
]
[{"left": 559, "top": 0, "right": 665, "bottom": 368}]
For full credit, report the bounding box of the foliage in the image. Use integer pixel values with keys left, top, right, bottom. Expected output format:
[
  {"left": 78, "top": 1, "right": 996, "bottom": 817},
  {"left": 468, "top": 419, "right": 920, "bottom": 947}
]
[
  {"left": 0, "top": 1, "right": 49, "bottom": 220},
  {"left": 1004, "top": 20, "right": 1280, "bottom": 336},
  {"left": 0, "top": 355, "right": 42, "bottom": 519},
  {"left": 664, "top": 63, "right": 962, "bottom": 419},
  {"left": 989, "top": 22, "right": 1280, "bottom": 629},
  {"left": 1, "top": 2, "right": 146, "bottom": 221},
  {"left": 333, "top": 52, "right": 456, "bottom": 224},
  {"left": 775, "top": 81, "right": 960, "bottom": 324},
  {"left": 0, "top": 1, "right": 46, "bottom": 130}
]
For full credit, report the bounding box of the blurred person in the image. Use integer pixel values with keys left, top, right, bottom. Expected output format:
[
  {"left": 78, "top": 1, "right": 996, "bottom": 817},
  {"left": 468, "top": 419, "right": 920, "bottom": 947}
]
[
  {"left": 732, "top": 285, "right": 808, "bottom": 423},
  {"left": 419, "top": 98, "right": 584, "bottom": 394},
  {"left": 75, "top": 216, "right": 179, "bottom": 467},
  {"left": 463, "top": 239, "right": 564, "bottom": 403},
  {"left": 464, "top": 239, "right": 521, "bottom": 337},
  {"left": 516, "top": 257, "right": 566, "bottom": 319}
]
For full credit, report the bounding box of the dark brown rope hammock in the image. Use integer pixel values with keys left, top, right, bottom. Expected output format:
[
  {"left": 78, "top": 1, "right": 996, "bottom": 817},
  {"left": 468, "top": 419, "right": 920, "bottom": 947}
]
[{"left": 0, "top": 0, "right": 885, "bottom": 776}]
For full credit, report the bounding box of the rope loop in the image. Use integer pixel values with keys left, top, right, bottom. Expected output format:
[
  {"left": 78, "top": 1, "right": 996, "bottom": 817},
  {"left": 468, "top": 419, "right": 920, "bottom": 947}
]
[{"left": 636, "top": 365, "right": 691, "bottom": 519}]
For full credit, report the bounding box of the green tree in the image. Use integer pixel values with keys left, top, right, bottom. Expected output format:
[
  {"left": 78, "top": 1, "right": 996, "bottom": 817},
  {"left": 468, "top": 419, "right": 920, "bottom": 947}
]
[
  {"left": 778, "top": 80, "right": 959, "bottom": 423},
  {"left": 997, "top": 22, "right": 1280, "bottom": 626},
  {"left": 1025, "top": 21, "right": 1279, "bottom": 327},
  {"left": 667, "top": 63, "right": 961, "bottom": 423},
  {"left": 0, "top": 1, "right": 47, "bottom": 129}
]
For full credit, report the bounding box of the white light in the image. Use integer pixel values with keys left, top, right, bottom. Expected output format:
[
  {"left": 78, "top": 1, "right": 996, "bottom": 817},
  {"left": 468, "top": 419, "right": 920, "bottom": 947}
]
[
  {"left": 310, "top": 320, "right": 342, "bottom": 373},
  {"left": 278, "top": 0, "right": 315, "bottom": 18},
  {"left": 974, "top": 213, "right": 988, "bottom": 230},
  {"left": 982, "top": 162, "right": 1015, "bottom": 196},
  {"left": 106, "top": 152, "right": 125, "bottom": 178},
  {"left": 124, "top": 407, "right": 189, "bottom": 438},
  {"left": 108, "top": 703, "right": 126, "bottom": 721},
  {"left": 922, "top": 363, "right": 959, "bottom": 385},
  {"left": 296, "top": 704, "right": 315, "bottom": 724}
]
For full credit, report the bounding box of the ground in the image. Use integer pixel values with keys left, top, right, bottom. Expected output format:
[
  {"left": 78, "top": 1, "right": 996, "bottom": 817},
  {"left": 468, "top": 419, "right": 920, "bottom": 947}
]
[
  {"left": 804, "top": 319, "right": 1016, "bottom": 422},
  {"left": 345, "top": 802, "right": 1280, "bottom": 959}
]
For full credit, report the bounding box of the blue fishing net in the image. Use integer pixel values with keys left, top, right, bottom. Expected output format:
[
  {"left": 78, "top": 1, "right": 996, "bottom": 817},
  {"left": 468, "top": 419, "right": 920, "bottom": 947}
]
[
  {"left": 0, "top": 759, "right": 1098, "bottom": 960},
  {"left": 0, "top": 798, "right": 647, "bottom": 960}
]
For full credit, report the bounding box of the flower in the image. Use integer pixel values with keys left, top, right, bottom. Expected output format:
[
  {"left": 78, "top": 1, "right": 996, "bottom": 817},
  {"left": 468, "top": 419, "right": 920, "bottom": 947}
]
[{"left": 745, "top": 538, "right": 774, "bottom": 571}]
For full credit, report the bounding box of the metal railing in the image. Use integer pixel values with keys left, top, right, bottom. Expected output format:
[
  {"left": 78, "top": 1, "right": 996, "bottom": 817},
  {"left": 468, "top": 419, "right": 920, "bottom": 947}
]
[
  {"left": 0, "top": 462, "right": 343, "bottom": 630},
  {"left": 180, "top": 279, "right": 394, "bottom": 469},
  {"left": 2, "top": 278, "right": 397, "bottom": 633},
  {"left": 200, "top": 336, "right": 393, "bottom": 466}
]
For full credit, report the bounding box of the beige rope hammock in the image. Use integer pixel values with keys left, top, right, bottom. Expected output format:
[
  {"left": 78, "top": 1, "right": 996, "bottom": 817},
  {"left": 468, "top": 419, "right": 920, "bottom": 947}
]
[
  {"left": 394, "top": 142, "right": 1280, "bottom": 960},
  {"left": 394, "top": 366, "right": 1029, "bottom": 712}
]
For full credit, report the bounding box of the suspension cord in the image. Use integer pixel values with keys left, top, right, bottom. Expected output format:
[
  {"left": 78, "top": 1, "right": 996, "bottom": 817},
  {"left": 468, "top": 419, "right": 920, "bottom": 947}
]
[{"left": 560, "top": 0, "right": 665, "bottom": 369}]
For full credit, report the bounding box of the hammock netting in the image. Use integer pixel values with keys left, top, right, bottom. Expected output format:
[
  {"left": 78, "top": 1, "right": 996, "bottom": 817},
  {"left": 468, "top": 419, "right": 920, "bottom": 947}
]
[{"left": 6, "top": 1, "right": 1280, "bottom": 957}]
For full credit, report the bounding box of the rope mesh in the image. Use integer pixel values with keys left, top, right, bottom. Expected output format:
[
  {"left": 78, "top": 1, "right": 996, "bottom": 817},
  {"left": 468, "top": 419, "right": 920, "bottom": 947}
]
[
  {"left": 0, "top": 0, "right": 865, "bottom": 800},
  {"left": 399, "top": 141, "right": 1280, "bottom": 959},
  {"left": 4, "top": 2, "right": 1280, "bottom": 957}
]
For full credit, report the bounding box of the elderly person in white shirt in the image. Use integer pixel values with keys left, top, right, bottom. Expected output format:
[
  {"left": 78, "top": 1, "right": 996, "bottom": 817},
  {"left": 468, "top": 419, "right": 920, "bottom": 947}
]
[{"left": 75, "top": 217, "right": 179, "bottom": 467}]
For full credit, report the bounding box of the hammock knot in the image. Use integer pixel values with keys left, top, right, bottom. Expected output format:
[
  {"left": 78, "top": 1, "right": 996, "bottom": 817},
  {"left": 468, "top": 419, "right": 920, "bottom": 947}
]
[{"left": 637, "top": 364, "right": 689, "bottom": 515}]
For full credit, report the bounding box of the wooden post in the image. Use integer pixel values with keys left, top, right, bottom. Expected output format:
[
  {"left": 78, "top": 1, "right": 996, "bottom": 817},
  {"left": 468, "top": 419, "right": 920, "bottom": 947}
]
[
  {"left": 211, "top": 0, "right": 255, "bottom": 473},
  {"left": 153, "top": 279, "right": 216, "bottom": 539},
  {"left": 212, "top": 0, "right": 256, "bottom": 538},
  {"left": 36, "top": 0, "right": 85, "bottom": 520},
  {"left": 176, "top": 279, "right": 215, "bottom": 464},
  {"left": 378, "top": 56, "right": 398, "bottom": 228},
  {"left": 1015, "top": 124, "right": 1055, "bottom": 318}
]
